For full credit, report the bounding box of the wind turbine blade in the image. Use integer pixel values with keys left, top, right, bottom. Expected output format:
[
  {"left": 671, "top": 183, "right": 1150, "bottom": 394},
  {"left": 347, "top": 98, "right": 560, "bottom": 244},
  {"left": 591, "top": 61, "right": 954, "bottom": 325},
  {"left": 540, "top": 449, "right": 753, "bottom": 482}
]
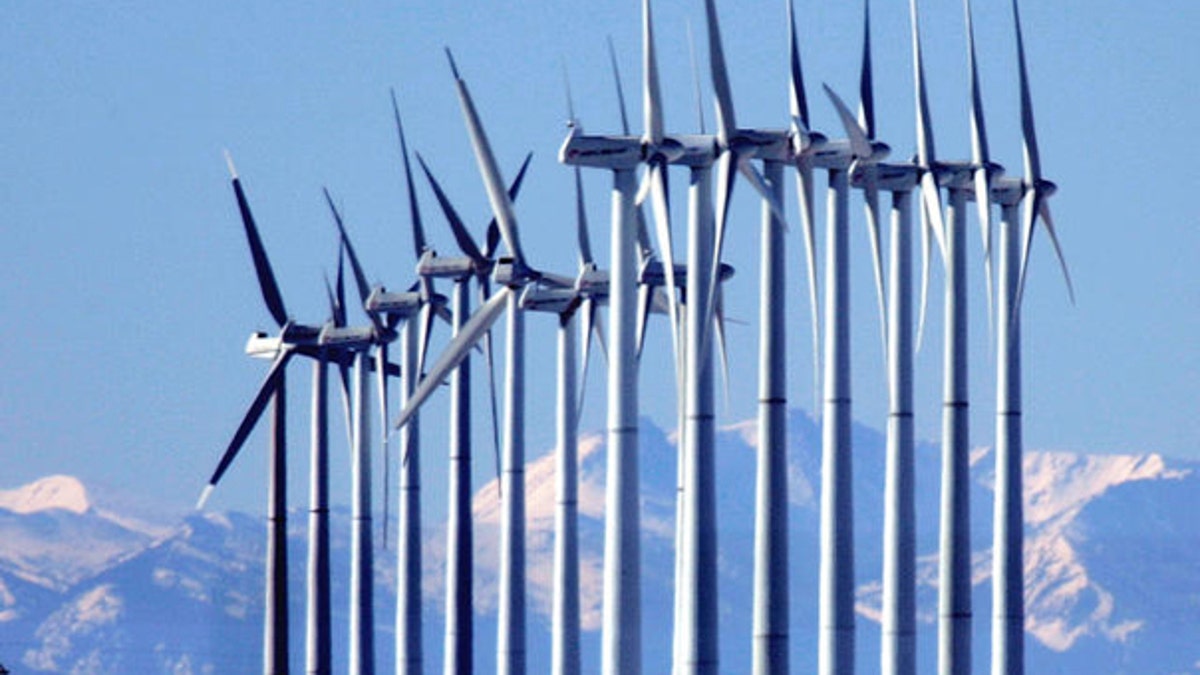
[
  {"left": 864, "top": 170, "right": 887, "bottom": 358},
  {"left": 635, "top": 284, "right": 652, "bottom": 359},
  {"left": 323, "top": 273, "right": 339, "bottom": 326},
  {"left": 649, "top": 161, "right": 682, "bottom": 374},
  {"left": 703, "top": 0, "right": 736, "bottom": 144},
  {"left": 417, "top": 303, "right": 435, "bottom": 378},
  {"left": 574, "top": 168, "right": 594, "bottom": 266},
  {"left": 787, "top": 0, "right": 810, "bottom": 128},
  {"left": 198, "top": 349, "right": 293, "bottom": 507},
  {"left": 335, "top": 242, "right": 348, "bottom": 327},
  {"left": 965, "top": 0, "right": 990, "bottom": 167},
  {"left": 917, "top": 194, "right": 933, "bottom": 351},
  {"left": 447, "top": 49, "right": 527, "bottom": 266},
  {"left": 714, "top": 285, "right": 731, "bottom": 411},
  {"left": 643, "top": 0, "right": 664, "bottom": 145},
  {"left": 226, "top": 154, "right": 288, "bottom": 328},
  {"left": 576, "top": 298, "right": 604, "bottom": 417},
  {"left": 686, "top": 19, "right": 707, "bottom": 134},
  {"left": 324, "top": 189, "right": 374, "bottom": 312},
  {"left": 738, "top": 158, "right": 789, "bottom": 230},
  {"left": 1039, "top": 200, "right": 1075, "bottom": 303},
  {"left": 578, "top": 297, "right": 594, "bottom": 410},
  {"left": 794, "top": 161, "right": 821, "bottom": 410},
  {"left": 476, "top": 277, "right": 501, "bottom": 493},
  {"left": 965, "top": 0, "right": 995, "bottom": 333},
  {"left": 1012, "top": 0, "right": 1042, "bottom": 182},
  {"left": 1012, "top": 189, "right": 1038, "bottom": 320},
  {"left": 394, "top": 286, "right": 514, "bottom": 433},
  {"left": 376, "top": 342, "right": 391, "bottom": 549},
  {"left": 562, "top": 59, "right": 578, "bottom": 128},
  {"left": 336, "top": 356, "right": 354, "bottom": 452},
  {"left": 701, "top": 150, "right": 737, "bottom": 363},
  {"left": 484, "top": 152, "right": 534, "bottom": 260},
  {"left": 824, "top": 84, "right": 872, "bottom": 160},
  {"left": 391, "top": 89, "right": 428, "bottom": 259},
  {"left": 416, "top": 154, "right": 486, "bottom": 266},
  {"left": 859, "top": 0, "right": 876, "bottom": 138},
  {"left": 607, "top": 36, "right": 632, "bottom": 136},
  {"left": 975, "top": 167, "right": 996, "bottom": 333},
  {"left": 920, "top": 170, "right": 948, "bottom": 259},
  {"left": 911, "top": 0, "right": 938, "bottom": 167}
]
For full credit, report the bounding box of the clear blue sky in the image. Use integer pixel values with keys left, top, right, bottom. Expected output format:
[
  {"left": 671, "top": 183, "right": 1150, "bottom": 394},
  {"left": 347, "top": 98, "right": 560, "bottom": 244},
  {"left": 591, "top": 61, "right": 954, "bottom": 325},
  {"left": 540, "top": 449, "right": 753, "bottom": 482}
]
[{"left": 2, "top": 1, "right": 1196, "bottom": 517}]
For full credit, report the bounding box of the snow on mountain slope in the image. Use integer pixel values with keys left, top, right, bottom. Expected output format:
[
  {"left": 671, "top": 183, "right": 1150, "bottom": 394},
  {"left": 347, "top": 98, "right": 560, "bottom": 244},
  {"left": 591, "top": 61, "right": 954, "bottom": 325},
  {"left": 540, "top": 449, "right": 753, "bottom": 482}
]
[
  {"left": 1, "top": 410, "right": 1196, "bottom": 672},
  {"left": 0, "top": 475, "right": 90, "bottom": 515}
]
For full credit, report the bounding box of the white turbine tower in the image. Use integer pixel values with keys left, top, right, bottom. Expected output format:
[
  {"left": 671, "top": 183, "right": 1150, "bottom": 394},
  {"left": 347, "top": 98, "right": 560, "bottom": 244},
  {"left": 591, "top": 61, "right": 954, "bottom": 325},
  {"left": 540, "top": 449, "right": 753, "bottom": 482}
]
[
  {"left": 200, "top": 160, "right": 322, "bottom": 675},
  {"left": 910, "top": 1, "right": 997, "bottom": 671},
  {"left": 558, "top": 29, "right": 647, "bottom": 673},
  {"left": 519, "top": 142, "right": 609, "bottom": 673},
  {"left": 992, "top": 1, "right": 1073, "bottom": 672},
  {"left": 415, "top": 143, "right": 531, "bottom": 674}
]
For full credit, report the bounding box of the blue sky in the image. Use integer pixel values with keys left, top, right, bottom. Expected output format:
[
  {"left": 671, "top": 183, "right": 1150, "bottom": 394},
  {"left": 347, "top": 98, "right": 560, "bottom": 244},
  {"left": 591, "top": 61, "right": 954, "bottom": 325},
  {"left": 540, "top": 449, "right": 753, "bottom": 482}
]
[{"left": 2, "top": 1, "right": 1197, "bottom": 517}]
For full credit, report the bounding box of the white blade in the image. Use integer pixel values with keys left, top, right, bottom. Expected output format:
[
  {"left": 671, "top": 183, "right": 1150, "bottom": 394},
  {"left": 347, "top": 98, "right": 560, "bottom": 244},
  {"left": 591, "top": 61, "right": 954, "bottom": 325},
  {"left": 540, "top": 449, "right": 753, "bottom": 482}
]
[
  {"left": 703, "top": 0, "right": 736, "bottom": 144},
  {"left": 917, "top": 191, "right": 933, "bottom": 352},
  {"left": 824, "top": 84, "right": 872, "bottom": 159},
  {"left": 795, "top": 161, "right": 821, "bottom": 410},
  {"left": 393, "top": 286, "right": 513, "bottom": 433},
  {"left": 975, "top": 167, "right": 996, "bottom": 337},
  {"left": 863, "top": 169, "right": 887, "bottom": 360},
  {"left": 738, "top": 156, "right": 789, "bottom": 231},
  {"left": 642, "top": 0, "right": 664, "bottom": 145},
  {"left": 1039, "top": 199, "right": 1075, "bottom": 303},
  {"left": 447, "top": 51, "right": 527, "bottom": 266},
  {"left": 648, "top": 161, "right": 683, "bottom": 385},
  {"left": 920, "top": 170, "right": 948, "bottom": 260}
]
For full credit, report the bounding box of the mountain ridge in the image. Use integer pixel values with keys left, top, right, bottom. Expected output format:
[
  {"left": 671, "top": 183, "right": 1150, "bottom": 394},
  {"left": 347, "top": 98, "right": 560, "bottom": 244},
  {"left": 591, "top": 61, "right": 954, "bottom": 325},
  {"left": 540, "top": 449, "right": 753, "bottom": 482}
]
[{"left": 1, "top": 409, "right": 1196, "bottom": 673}]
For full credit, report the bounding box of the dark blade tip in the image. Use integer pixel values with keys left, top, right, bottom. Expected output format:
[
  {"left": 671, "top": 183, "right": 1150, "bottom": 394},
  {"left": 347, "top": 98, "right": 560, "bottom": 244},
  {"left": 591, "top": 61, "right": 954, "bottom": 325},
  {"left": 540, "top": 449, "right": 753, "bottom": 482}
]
[{"left": 445, "top": 48, "right": 461, "bottom": 79}]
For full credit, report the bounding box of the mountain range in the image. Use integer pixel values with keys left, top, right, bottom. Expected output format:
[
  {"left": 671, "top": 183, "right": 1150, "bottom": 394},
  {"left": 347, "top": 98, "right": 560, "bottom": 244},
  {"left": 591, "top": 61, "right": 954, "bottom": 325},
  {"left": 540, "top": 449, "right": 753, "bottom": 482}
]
[{"left": 1, "top": 409, "right": 1196, "bottom": 673}]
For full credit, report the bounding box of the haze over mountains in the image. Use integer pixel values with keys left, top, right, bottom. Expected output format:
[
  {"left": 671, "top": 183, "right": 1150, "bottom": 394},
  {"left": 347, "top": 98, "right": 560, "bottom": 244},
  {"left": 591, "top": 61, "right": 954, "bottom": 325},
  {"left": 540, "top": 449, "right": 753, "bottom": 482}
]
[{"left": 1, "top": 410, "right": 1196, "bottom": 673}]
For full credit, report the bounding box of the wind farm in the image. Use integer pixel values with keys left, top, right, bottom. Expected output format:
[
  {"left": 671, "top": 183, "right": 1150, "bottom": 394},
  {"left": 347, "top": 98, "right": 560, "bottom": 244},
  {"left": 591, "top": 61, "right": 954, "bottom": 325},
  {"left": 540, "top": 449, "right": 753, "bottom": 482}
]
[
  {"left": 179, "top": 1, "right": 1082, "bottom": 673},
  {"left": 21, "top": 0, "right": 1200, "bottom": 672}
]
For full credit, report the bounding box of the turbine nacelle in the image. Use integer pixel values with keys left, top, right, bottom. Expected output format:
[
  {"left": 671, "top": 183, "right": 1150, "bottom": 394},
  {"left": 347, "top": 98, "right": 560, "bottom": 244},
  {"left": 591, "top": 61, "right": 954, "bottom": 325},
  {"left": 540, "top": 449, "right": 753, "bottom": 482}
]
[
  {"left": 492, "top": 257, "right": 539, "bottom": 287},
  {"left": 518, "top": 285, "right": 579, "bottom": 314},
  {"left": 318, "top": 325, "right": 377, "bottom": 351},
  {"left": 790, "top": 127, "right": 829, "bottom": 158},
  {"left": 931, "top": 160, "right": 977, "bottom": 190},
  {"left": 575, "top": 264, "right": 610, "bottom": 296},
  {"left": 639, "top": 258, "right": 735, "bottom": 288},
  {"left": 726, "top": 129, "right": 793, "bottom": 163},
  {"left": 559, "top": 133, "right": 642, "bottom": 170},
  {"left": 244, "top": 323, "right": 321, "bottom": 359},
  {"left": 416, "top": 250, "right": 484, "bottom": 281},
  {"left": 365, "top": 287, "right": 422, "bottom": 318},
  {"left": 989, "top": 176, "right": 1025, "bottom": 206},
  {"left": 852, "top": 162, "right": 919, "bottom": 193}
]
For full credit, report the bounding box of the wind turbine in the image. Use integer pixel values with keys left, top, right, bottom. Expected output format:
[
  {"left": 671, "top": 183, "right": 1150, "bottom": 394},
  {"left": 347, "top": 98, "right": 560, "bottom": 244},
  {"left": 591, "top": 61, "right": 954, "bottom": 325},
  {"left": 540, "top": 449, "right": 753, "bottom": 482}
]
[
  {"left": 394, "top": 51, "right": 562, "bottom": 675},
  {"left": 518, "top": 122, "right": 610, "bottom": 670},
  {"left": 325, "top": 192, "right": 412, "bottom": 675},
  {"left": 992, "top": 2, "right": 1073, "bottom": 673},
  {"left": 412, "top": 141, "right": 532, "bottom": 675},
  {"left": 201, "top": 158, "right": 393, "bottom": 675},
  {"left": 558, "top": 31, "right": 647, "bottom": 675},
  {"left": 200, "top": 157, "right": 321, "bottom": 675},
  {"left": 388, "top": 90, "right": 437, "bottom": 675},
  {"left": 744, "top": 3, "right": 828, "bottom": 671},
  {"left": 822, "top": 3, "right": 921, "bottom": 672},
  {"left": 664, "top": 3, "right": 791, "bottom": 669},
  {"left": 910, "top": 1, "right": 991, "bottom": 672}
]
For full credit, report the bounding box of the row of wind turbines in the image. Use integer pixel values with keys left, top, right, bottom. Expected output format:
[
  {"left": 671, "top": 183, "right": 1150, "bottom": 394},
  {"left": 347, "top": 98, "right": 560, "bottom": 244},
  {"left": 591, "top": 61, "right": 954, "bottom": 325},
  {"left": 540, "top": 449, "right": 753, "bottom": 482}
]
[{"left": 197, "top": 0, "right": 1071, "bottom": 673}]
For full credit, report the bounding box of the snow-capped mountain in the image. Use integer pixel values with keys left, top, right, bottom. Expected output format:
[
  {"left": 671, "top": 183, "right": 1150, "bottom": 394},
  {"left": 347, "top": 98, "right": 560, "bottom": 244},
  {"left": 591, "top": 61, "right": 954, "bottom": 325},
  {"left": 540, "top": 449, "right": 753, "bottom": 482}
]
[{"left": 1, "top": 411, "right": 1196, "bottom": 673}]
